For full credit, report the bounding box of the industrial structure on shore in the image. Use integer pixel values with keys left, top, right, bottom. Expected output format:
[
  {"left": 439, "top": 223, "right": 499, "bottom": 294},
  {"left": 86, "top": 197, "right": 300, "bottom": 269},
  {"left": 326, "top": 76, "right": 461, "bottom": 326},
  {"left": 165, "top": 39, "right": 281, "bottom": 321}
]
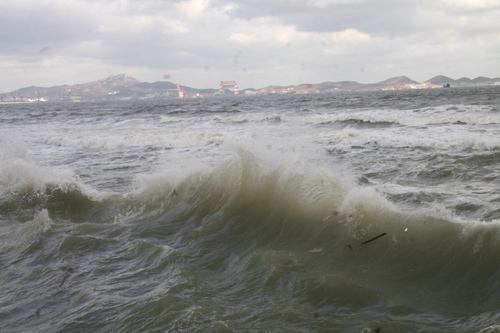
[{"left": 219, "top": 81, "right": 239, "bottom": 95}]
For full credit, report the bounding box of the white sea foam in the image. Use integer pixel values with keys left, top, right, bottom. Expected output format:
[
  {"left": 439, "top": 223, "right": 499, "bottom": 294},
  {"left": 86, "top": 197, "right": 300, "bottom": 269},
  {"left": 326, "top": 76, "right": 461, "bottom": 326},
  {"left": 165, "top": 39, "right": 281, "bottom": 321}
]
[
  {"left": 309, "top": 104, "right": 500, "bottom": 127},
  {"left": 318, "top": 124, "right": 500, "bottom": 151},
  {"left": 0, "top": 134, "right": 101, "bottom": 199}
]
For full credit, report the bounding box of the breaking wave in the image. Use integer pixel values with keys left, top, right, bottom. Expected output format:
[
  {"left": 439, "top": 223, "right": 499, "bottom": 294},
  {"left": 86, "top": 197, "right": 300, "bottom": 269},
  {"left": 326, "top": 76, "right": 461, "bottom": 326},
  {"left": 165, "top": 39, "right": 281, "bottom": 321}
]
[
  {"left": 3, "top": 141, "right": 500, "bottom": 331},
  {"left": 8, "top": 147, "right": 498, "bottom": 295}
]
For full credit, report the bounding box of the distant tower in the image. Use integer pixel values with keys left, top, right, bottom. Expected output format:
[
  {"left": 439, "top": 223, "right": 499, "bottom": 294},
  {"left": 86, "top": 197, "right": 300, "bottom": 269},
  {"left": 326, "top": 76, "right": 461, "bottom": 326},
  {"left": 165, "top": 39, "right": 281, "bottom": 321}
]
[
  {"left": 177, "top": 83, "right": 185, "bottom": 98},
  {"left": 219, "top": 81, "right": 239, "bottom": 95}
]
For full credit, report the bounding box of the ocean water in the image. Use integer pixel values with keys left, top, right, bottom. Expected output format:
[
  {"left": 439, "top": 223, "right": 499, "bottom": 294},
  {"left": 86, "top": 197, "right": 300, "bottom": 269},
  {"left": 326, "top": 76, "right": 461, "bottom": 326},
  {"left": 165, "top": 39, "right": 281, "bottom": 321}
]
[{"left": 1, "top": 87, "right": 500, "bottom": 332}]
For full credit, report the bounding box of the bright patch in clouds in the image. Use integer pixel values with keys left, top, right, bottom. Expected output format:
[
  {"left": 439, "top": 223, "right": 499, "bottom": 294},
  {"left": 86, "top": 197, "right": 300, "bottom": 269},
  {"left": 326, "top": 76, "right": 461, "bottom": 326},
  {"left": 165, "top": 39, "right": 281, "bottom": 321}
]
[
  {"left": 442, "top": 0, "right": 500, "bottom": 9},
  {"left": 229, "top": 19, "right": 370, "bottom": 46},
  {"left": 229, "top": 21, "right": 298, "bottom": 44},
  {"left": 176, "top": 0, "right": 209, "bottom": 20},
  {"left": 325, "top": 28, "right": 371, "bottom": 43}
]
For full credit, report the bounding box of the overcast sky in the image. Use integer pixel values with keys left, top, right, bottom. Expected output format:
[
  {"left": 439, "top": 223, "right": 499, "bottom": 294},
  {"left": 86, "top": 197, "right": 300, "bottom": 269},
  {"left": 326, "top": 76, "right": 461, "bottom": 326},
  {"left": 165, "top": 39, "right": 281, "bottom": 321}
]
[{"left": 1, "top": 0, "right": 500, "bottom": 91}]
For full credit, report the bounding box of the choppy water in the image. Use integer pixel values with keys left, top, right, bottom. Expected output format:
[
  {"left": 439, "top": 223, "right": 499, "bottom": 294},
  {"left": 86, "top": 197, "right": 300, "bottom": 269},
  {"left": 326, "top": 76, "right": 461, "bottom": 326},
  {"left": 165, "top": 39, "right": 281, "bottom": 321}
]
[{"left": 1, "top": 87, "right": 500, "bottom": 332}]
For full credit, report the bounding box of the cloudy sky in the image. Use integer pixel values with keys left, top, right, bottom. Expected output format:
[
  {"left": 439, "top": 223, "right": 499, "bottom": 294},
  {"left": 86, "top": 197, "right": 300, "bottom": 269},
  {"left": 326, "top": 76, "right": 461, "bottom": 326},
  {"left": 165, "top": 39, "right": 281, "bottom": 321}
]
[{"left": 1, "top": 0, "right": 500, "bottom": 91}]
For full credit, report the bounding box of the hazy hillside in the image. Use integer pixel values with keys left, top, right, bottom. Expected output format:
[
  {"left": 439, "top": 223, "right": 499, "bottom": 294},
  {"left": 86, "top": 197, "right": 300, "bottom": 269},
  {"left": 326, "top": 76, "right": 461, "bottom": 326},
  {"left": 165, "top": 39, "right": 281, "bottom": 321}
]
[{"left": 1, "top": 74, "right": 499, "bottom": 102}]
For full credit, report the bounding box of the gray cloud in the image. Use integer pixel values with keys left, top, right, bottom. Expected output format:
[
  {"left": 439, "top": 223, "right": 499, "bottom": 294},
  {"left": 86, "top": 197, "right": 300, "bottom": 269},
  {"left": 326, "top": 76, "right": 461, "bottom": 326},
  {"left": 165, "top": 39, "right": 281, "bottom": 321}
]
[
  {"left": 213, "top": 0, "right": 425, "bottom": 36},
  {"left": 0, "top": 0, "right": 499, "bottom": 92},
  {"left": 0, "top": 1, "right": 98, "bottom": 55}
]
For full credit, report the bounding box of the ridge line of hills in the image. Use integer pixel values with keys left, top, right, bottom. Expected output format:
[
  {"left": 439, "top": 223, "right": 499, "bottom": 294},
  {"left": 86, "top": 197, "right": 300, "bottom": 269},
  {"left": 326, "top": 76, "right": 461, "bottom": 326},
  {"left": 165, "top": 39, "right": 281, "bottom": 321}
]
[{"left": 1, "top": 74, "right": 499, "bottom": 103}]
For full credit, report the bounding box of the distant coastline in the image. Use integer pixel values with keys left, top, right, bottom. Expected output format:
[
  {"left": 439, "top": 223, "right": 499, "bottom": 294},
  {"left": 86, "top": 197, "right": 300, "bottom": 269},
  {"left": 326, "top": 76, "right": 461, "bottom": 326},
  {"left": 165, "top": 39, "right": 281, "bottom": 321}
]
[{"left": 1, "top": 74, "right": 499, "bottom": 104}]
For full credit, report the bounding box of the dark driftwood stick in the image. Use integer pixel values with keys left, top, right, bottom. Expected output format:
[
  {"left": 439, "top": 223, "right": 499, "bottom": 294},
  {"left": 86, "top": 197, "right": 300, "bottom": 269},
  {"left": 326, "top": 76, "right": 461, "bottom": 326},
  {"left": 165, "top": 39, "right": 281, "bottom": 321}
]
[{"left": 361, "top": 232, "right": 387, "bottom": 245}]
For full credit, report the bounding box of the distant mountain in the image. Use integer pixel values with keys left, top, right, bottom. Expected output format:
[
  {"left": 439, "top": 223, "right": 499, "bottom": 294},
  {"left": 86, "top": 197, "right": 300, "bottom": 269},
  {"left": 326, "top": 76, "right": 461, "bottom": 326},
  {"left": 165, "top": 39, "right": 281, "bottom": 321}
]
[
  {"left": 450, "top": 76, "right": 500, "bottom": 87},
  {"left": 471, "top": 76, "right": 492, "bottom": 84},
  {"left": 455, "top": 77, "right": 472, "bottom": 85},
  {"left": 377, "top": 76, "right": 418, "bottom": 86},
  {"left": 256, "top": 75, "right": 500, "bottom": 95},
  {"left": 422, "top": 75, "right": 491, "bottom": 87},
  {"left": 1, "top": 73, "right": 499, "bottom": 103},
  {"left": 426, "top": 75, "right": 454, "bottom": 85},
  {"left": 0, "top": 74, "right": 216, "bottom": 102}
]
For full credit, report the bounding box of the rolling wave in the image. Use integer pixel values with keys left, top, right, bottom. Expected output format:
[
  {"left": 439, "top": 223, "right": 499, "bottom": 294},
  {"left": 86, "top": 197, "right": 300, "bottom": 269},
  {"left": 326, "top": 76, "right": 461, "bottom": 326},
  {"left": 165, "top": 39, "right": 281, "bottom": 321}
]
[
  {"left": 126, "top": 149, "right": 500, "bottom": 321},
  {"left": 2, "top": 145, "right": 500, "bottom": 331}
]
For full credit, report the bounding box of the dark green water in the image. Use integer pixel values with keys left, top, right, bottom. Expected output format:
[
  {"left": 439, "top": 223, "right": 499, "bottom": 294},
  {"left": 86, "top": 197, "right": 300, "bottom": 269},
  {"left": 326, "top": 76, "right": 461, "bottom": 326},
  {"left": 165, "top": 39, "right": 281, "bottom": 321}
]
[{"left": 1, "top": 87, "right": 500, "bottom": 332}]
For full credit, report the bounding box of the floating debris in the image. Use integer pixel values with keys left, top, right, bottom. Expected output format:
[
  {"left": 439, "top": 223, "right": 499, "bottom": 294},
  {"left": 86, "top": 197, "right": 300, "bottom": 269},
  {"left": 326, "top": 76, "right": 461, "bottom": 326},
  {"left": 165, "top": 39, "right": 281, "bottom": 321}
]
[{"left": 361, "top": 233, "right": 387, "bottom": 245}]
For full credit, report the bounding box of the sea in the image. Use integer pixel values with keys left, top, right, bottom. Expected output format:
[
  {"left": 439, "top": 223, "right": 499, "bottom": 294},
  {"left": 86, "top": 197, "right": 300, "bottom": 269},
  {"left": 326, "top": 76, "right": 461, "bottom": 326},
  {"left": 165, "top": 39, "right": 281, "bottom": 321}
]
[{"left": 1, "top": 86, "right": 500, "bottom": 332}]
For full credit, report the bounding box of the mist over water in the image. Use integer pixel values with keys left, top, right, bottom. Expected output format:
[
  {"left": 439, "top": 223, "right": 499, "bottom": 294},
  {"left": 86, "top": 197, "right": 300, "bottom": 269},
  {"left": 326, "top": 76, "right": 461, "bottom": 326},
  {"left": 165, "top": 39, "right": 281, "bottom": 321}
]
[{"left": 1, "top": 87, "right": 500, "bottom": 332}]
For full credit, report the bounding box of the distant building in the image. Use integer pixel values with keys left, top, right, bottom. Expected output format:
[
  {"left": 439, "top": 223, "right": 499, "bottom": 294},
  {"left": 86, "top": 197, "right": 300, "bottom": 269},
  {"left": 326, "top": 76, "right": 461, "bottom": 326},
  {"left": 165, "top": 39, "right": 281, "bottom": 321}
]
[{"left": 219, "top": 81, "right": 239, "bottom": 95}]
